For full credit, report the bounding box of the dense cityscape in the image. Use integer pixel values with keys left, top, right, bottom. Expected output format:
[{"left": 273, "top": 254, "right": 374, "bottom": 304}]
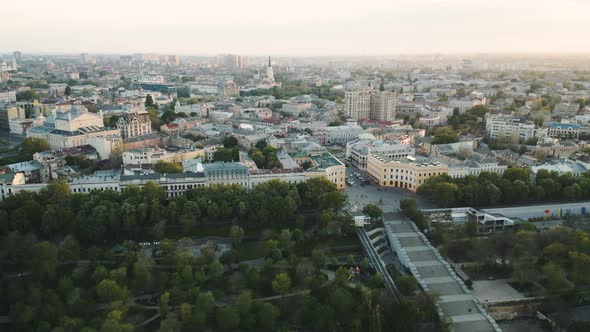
[{"left": 2, "top": 2, "right": 590, "bottom": 332}]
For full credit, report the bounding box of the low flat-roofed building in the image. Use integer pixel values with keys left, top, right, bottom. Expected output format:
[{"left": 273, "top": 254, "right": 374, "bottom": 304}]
[
  {"left": 306, "top": 152, "right": 346, "bottom": 190},
  {"left": 0, "top": 173, "right": 47, "bottom": 201}
]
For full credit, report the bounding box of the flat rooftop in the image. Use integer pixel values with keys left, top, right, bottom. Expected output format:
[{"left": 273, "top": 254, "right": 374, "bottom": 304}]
[{"left": 310, "top": 153, "right": 343, "bottom": 168}]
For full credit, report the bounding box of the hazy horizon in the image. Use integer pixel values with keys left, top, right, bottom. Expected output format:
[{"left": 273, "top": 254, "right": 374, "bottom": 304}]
[{"left": 3, "top": 0, "right": 590, "bottom": 55}]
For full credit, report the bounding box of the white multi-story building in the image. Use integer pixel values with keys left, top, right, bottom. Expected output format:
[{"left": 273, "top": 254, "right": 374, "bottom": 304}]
[
  {"left": 0, "top": 91, "right": 17, "bottom": 103},
  {"left": 485, "top": 115, "right": 540, "bottom": 142},
  {"left": 123, "top": 148, "right": 174, "bottom": 167},
  {"left": 347, "top": 140, "right": 414, "bottom": 170},
  {"left": 27, "top": 110, "right": 122, "bottom": 159}
]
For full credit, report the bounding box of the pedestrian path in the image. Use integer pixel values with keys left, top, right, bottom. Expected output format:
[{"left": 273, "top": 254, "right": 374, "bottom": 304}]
[{"left": 383, "top": 218, "right": 501, "bottom": 332}]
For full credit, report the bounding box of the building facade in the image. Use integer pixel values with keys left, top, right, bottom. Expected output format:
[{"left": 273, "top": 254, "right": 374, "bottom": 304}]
[
  {"left": 485, "top": 116, "right": 539, "bottom": 142},
  {"left": 0, "top": 91, "right": 17, "bottom": 103},
  {"left": 367, "top": 154, "right": 448, "bottom": 192},
  {"left": 116, "top": 110, "right": 152, "bottom": 139},
  {"left": 344, "top": 89, "right": 373, "bottom": 119},
  {"left": 548, "top": 122, "right": 580, "bottom": 139}
]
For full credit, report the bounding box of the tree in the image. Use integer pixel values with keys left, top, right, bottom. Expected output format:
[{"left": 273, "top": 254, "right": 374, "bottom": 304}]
[
  {"left": 154, "top": 160, "right": 183, "bottom": 174},
  {"left": 271, "top": 273, "right": 292, "bottom": 296},
  {"left": 327, "top": 287, "right": 355, "bottom": 316},
  {"left": 255, "top": 139, "right": 268, "bottom": 150},
  {"left": 432, "top": 127, "right": 459, "bottom": 144},
  {"left": 16, "top": 90, "right": 38, "bottom": 101},
  {"left": 503, "top": 168, "right": 531, "bottom": 185},
  {"left": 96, "top": 279, "right": 127, "bottom": 303},
  {"left": 160, "top": 292, "right": 170, "bottom": 318},
  {"left": 363, "top": 203, "right": 383, "bottom": 221},
  {"left": 543, "top": 262, "right": 574, "bottom": 294},
  {"left": 216, "top": 306, "right": 240, "bottom": 330},
  {"left": 100, "top": 310, "right": 133, "bottom": 332},
  {"left": 395, "top": 275, "right": 419, "bottom": 296},
  {"left": 65, "top": 86, "right": 71, "bottom": 96},
  {"left": 20, "top": 137, "right": 49, "bottom": 159},
  {"left": 229, "top": 225, "right": 245, "bottom": 247},
  {"left": 223, "top": 135, "right": 239, "bottom": 148},
  {"left": 30, "top": 241, "right": 58, "bottom": 279},
  {"left": 256, "top": 302, "right": 280, "bottom": 330},
  {"left": 179, "top": 302, "right": 192, "bottom": 321},
  {"left": 145, "top": 94, "right": 155, "bottom": 107},
  {"left": 158, "top": 312, "right": 181, "bottom": 332}
]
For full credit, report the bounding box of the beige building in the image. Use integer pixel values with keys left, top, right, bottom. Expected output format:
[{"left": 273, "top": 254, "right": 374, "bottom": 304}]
[
  {"left": 371, "top": 91, "right": 397, "bottom": 121},
  {"left": 345, "top": 89, "right": 397, "bottom": 121},
  {"left": 344, "top": 89, "right": 372, "bottom": 119},
  {"left": 0, "top": 106, "right": 25, "bottom": 129},
  {"left": 367, "top": 154, "right": 448, "bottom": 192}
]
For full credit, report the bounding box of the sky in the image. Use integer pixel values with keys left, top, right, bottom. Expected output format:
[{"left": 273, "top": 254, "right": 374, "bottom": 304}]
[{"left": 2, "top": 0, "right": 589, "bottom": 55}]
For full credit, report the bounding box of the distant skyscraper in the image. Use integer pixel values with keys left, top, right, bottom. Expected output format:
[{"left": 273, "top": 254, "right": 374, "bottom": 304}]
[
  {"left": 218, "top": 54, "right": 247, "bottom": 70},
  {"left": 12, "top": 51, "right": 22, "bottom": 60}
]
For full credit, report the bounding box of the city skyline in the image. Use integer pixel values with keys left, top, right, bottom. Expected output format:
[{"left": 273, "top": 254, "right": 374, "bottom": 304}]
[{"left": 2, "top": 0, "right": 590, "bottom": 55}]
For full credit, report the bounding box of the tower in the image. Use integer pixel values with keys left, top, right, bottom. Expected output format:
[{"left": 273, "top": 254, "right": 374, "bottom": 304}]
[{"left": 266, "top": 56, "right": 274, "bottom": 83}]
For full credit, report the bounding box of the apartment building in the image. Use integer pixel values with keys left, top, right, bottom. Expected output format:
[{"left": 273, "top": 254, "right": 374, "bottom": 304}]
[
  {"left": 485, "top": 115, "right": 541, "bottom": 142},
  {"left": 344, "top": 89, "right": 397, "bottom": 121},
  {"left": 344, "top": 89, "right": 372, "bottom": 119},
  {"left": 370, "top": 91, "right": 397, "bottom": 121}
]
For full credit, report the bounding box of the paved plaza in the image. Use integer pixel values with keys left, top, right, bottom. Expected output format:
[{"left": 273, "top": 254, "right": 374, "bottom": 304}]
[
  {"left": 344, "top": 166, "right": 434, "bottom": 212},
  {"left": 472, "top": 279, "right": 527, "bottom": 304}
]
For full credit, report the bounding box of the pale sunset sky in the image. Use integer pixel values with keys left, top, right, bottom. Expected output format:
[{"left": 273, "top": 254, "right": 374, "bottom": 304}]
[{"left": 2, "top": 0, "right": 589, "bottom": 55}]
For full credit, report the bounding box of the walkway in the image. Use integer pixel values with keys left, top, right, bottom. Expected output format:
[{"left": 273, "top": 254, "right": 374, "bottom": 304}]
[{"left": 383, "top": 218, "right": 501, "bottom": 332}]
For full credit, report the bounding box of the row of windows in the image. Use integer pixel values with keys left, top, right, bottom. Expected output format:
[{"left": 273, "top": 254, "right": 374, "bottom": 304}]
[{"left": 72, "top": 186, "right": 119, "bottom": 193}]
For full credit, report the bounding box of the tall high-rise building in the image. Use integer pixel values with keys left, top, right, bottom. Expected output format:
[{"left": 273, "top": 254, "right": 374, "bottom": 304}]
[
  {"left": 344, "top": 89, "right": 372, "bottom": 119},
  {"left": 371, "top": 90, "right": 397, "bottom": 121},
  {"left": 345, "top": 88, "right": 397, "bottom": 121}
]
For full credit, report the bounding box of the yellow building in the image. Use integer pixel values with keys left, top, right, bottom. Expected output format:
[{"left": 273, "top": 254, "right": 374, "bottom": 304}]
[
  {"left": 367, "top": 154, "right": 448, "bottom": 192},
  {"left": 305, "top": 152, "right": 346, "bottom": 190}
]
